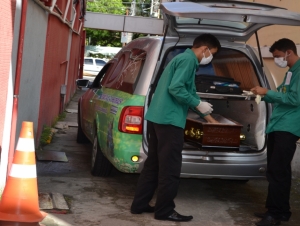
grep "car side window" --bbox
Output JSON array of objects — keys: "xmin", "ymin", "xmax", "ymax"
[
  {"xmin": 95, "ymin": 59, "xmax": 106, "ymax": 66},
  {"xmin": 90, "ymin": 63, "xmax": 114, "ymax": 88},
  {"xmin": 84, "ymin": 59, "xmax": 93, "ymax": 65}
]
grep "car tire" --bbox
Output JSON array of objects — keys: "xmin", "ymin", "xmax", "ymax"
[
  {"xmin": 91, "ymin": 132, "xmax": 113, "ymax": 177},
  {"xmin": 77, "ymin": 104, "xmax": 89, "ymax": 143}
]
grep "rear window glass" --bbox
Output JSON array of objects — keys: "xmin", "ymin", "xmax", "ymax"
[
  {"xmin": 101, "ymin": 49, "xmax": 147, "ymax": 94},
  {"xmin": 101, "ymin": 55, "xmax": 126, "ymax": 88}
]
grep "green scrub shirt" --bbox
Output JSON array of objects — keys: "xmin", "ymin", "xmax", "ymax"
[
  {"xmin": 263, "ymin": 59, "xmax": 300, "ymax": 137},
  {"xmin": 145, "ymin": 49, "xmax": 202, "ymax": 129}
]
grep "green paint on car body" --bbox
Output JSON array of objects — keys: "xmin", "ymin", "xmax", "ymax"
[{"xmin": 94, "ymin": 87, "xmax": 145, "ymax": 173}]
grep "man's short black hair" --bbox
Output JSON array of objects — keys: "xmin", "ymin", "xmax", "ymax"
[
  {"xmin": 193, "ymin": 34, "xmax": 221, "ymax": 51},
  {"xmin": 269, "ymin": 38, "xmax": 297, "ymax": 55}
]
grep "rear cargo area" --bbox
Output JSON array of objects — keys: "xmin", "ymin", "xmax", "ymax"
[{"xmin": 182, "ymin": 48, "xmax": 267, "ymax": 153}]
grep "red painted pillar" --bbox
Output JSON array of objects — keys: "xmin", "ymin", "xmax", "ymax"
[{"xmin": 79, "ymin": 30, "xmax": 86, "ymax": 79}]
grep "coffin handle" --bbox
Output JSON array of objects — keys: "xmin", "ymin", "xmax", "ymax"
[
  {"xmin": 185, "ymin": 128, "xmax": 202, "ymax": 140},
  {"xmin": 240, "ymin": 134, "xmax": 246, "ymax": 141},
  {"xmin": 195, "ymin": 129, "xmax": 203, "ymax": 140},
  {"xmin": 190, "ymin": 128, "xmax": 196, "ymax": 138}
]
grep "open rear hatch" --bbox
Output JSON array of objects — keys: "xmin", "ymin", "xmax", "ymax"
[
  {"xmin": 143, "ymin": 1, "xmax": 300, "ymax": 154},
  {"xmin": 160, "ymin": 1, "xmax": 300, "ymax": 41}
]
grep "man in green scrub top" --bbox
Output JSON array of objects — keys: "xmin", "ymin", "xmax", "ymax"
[
  {"xmin": 251, "ymin": 38, "xmax": 300, "ymax": 226},
  {"xmin": 131, "ymin": 34, "xmax": 221, "ymax": 222}
]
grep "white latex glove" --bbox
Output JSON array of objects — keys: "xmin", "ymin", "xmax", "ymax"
[
  {"xmin": 242, "ymin": 90, "xmax": 261, "ymax": 104},
  {"xmin": 242, "ymin": 90, "xmax": 254, "ymax": 96},
  {"xmin": 196, "ymin": 101, "xmax": 213, "ymax": 115},
  {"xmin": 255, "ymin": 95, "xmax": 262, "ymax": 104}
]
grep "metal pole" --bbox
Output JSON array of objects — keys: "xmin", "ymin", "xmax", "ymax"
[
  {"xmin": 122, "ymin": 8, "xmax": 129, "ymax": 47},
  {"xmin": 130, "ymin": 0, "xmax": 136, "ymax": 16},
  {"xmin": 150, "ymin": 0, "xmax": 154, "ymax": 17}
]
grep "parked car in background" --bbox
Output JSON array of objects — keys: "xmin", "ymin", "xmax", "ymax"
[
  {"xmin": 76, "ymin": 1, "xmax": 300, "ymax": 178},
  {"xmin": 83, "ymin": 57, "xmax": 107, "ymax": 76}
]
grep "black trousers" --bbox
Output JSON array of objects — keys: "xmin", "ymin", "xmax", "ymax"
[
  {"xmin": 265, "ymin": 131, "xmax": 299, "ymax": 218},
  {"xmin": 131, "ymin": 121, "xmax": 184, "ymax": 218}
]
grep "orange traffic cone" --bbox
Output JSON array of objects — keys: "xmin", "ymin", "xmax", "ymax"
[{"xmin": 0, "ymin": 121, "xmax": 46, "ymax": 225}]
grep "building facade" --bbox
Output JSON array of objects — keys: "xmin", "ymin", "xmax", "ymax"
[{"xmin": 0, "ymin": 0, "xmax": 86, "ymax": 191}]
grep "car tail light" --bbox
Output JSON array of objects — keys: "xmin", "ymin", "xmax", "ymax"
[{"xmin": 118, "ymin": 106, "xmax": 144, "ymax": 134}]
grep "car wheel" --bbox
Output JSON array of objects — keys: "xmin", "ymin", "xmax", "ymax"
[
  {"xmin": 91, "ymin": 132, "xmax": 113, "ymax": 177},
  {"xmin": 77, "ymin": 104, "xmax": 89, "ymax": 143}
]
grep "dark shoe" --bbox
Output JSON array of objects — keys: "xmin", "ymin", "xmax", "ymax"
[
  {"xmin": 255, "ymin": 215, "xmax": 281, "ymax": 226},
  {"xmin": 254, "ymin": 212, "xmax": 290, "ymax": 222},
  {"xmin": 155, "ymin": 211, "xmax": 193, "ymax": 222},
  {"xmin": 130, "ymin": 205, "xmax": 155, "ymax": 214}
]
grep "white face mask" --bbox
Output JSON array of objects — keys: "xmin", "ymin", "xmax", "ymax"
[
  {"xmin": 200, "ymin": 49, "xmax": 213, "ymax": 65},
  {"xmin": 274, "ymin": 52, "xmax": 289, "ymax": 68}
]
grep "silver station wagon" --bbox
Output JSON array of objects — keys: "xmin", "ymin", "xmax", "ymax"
[{"xmin": 77, "ymin": 0, "xmax": 300, "ymax": 179}]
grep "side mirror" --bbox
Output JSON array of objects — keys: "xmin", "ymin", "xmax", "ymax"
[{"xmin": 76, "ymin": 79, "xmax": 90, "ymax": 88}]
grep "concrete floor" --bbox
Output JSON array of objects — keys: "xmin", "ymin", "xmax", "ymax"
[{"xmin": 36, "ymin": 89, "xmax": 300, "ymax": 226}]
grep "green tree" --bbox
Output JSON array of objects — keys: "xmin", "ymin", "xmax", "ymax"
[
  {"xmin": 87, "ymin": 0, "xmax": 126, "ymax": 14},
  {"xmin": 85, "ymin": 0, "xmax": 152, "ymax": 47},
  {"xmin": 86, "ymin": 0, "xmax": 126, "ymax": 47}
]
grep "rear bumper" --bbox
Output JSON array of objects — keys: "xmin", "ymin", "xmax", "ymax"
[
  {"xmin": 137, "ymin": 149, "xmax": 267, "ymax": 180},
  {"xmin": 180, "ymin": 156, "xmax": 267, "ymax": 179}
]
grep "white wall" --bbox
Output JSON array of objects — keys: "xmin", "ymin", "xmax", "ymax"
[{"xmin": 16, "ymin": 0, "xmax": 48, "ymax": 143}]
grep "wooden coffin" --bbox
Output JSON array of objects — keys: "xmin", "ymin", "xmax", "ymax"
[{"xmin": 184, "ymin": 113, "xmax": 243, "ymax": 148}]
